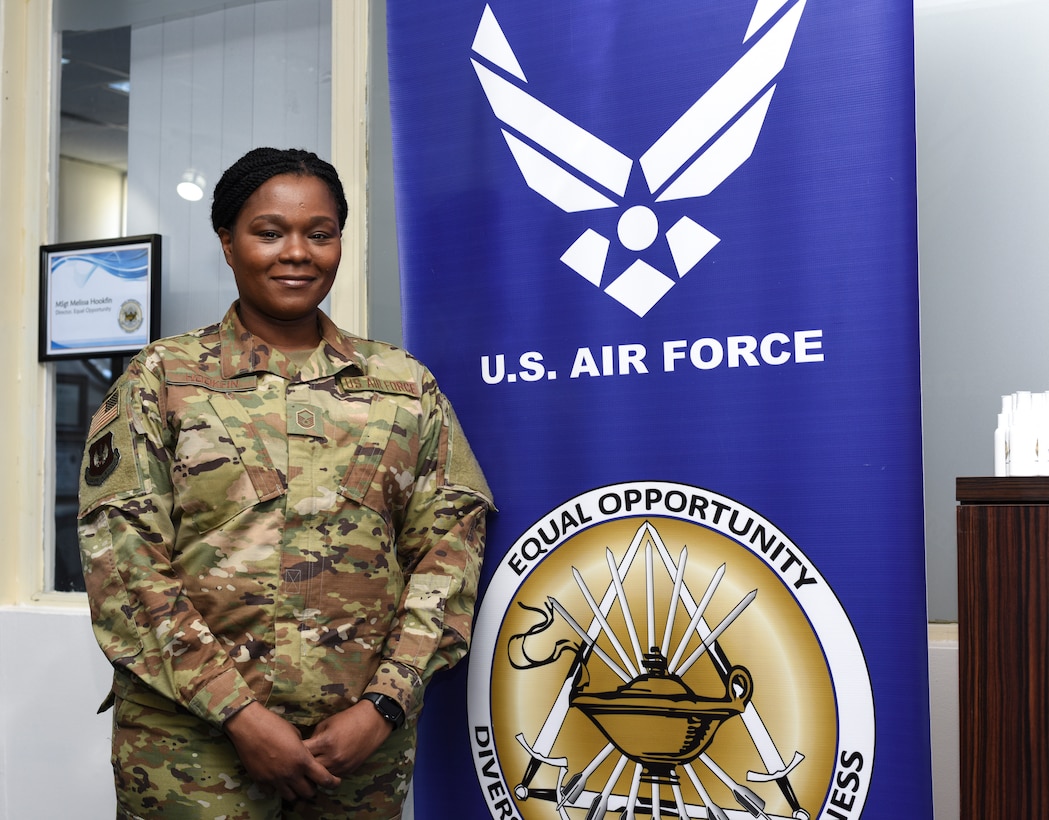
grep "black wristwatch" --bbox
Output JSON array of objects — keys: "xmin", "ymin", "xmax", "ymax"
[{"xmin": 361, "ymin": 692, "xmax": 406, "ymax": 730}]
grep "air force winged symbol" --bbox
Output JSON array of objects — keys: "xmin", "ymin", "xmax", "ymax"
[{"xmin": 471, "ymin": 1, "xmax": 807, "ymax": 317}]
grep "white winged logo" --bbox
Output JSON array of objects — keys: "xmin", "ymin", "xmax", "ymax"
[{"xmin": 471, "ymin": 1, "xmax": 807, "ymax": 317}]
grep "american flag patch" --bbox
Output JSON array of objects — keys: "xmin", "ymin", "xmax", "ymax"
[{"xmin": 88, "ymin": 392, "xmax": 120, "ymax": 438}]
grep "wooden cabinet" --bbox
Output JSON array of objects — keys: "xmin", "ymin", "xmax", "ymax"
[{"xmin": 956, "ymin": 477, "xmax": 1049, "ymax": 819}]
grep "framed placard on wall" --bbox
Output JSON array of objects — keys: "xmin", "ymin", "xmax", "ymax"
[{"xmin": 39, "ymin": 234, "xmax": 162, "ymax": 361}]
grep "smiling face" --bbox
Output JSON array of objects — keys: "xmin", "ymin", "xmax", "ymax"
[{"xmin": 218, "ymin": 172, "xmax": 342, "ymax": 349}]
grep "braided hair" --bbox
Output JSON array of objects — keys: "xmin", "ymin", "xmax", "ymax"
[{"xmin": 210, "ymin": 147, "xmax": 348, "ymax": 234}]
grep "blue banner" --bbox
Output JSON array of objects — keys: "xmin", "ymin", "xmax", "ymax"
[{"xmin": 388, "ymin": 3, "xmax": 931, "ymax": 819}]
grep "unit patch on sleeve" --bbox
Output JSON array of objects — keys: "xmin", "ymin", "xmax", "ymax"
[{"xmin": 84, "ymin": 431, "xmax": 120, "ymax": 486}]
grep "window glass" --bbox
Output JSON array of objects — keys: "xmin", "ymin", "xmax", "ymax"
[
  {"xmin": 51, "ymin": 25, "xmax": 131, "ymax": 592},
  {"xmin": 50, "ymin": 1, "xmax": 332, "ymax": 592},
  {"xmin": 52, "ymin": 358, "xmax": 125, "ymax": 592}
]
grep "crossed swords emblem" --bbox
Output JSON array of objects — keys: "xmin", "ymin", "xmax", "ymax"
[
  {"xmin": 509, "ymin": 521, "xmax": 809, "ymax": 820},
  {"xmin": 472, "ymin": 0, "xmax": 807, "ymax": 317}
]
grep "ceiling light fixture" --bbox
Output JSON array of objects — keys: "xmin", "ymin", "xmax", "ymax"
[{"xmin": 177, "ymin": 169, "xmax": 206, "ymax": 202}]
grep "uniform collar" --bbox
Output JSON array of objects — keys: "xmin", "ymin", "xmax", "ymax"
[{"xmin": 219, "ymin": 302, "xmax": 366, "ymax": 380}]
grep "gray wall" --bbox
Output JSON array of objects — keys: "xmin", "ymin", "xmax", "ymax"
[
  {"xmin": 367, "ymin": 0, "xmax": 402, "ymax": 348},
  {"xmin": 915, "ymin": 0, "xmax": 1049, "ymax": 621}
]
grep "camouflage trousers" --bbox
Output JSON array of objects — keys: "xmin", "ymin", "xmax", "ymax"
[{"xmin": 110, "ymin": 690, "xmax": 415, "ymax": 819}]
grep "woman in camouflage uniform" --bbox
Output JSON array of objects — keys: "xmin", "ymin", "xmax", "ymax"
[{"xmin": 78, "ymin": 148, "xmax": 493, "ymax": 819}]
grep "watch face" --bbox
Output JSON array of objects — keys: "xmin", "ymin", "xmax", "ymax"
[{"xmin": 367, "ymin": 694, "xmax": 405, "ymax": 727}]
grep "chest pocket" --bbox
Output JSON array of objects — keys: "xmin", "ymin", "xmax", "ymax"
[
  {"xmin": 337, "ymin": 393, "xmax": 418, "ymax": 516},
  {"xmin": 172, "ymin": 383, "xmax": 285, "ymax": 535}
]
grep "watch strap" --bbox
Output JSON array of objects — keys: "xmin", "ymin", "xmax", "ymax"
[{"xmin": 361, "ymin": 692, "xmax": 406, "ymax": 729}]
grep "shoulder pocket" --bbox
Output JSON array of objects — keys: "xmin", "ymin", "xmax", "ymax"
[
  {"xmin": 78, "ymin": 398, "xmax": 146, "ymax": 519},
  {"xmin": 338, "ymin": 395, "xmax": 400, "ymax": 506}
]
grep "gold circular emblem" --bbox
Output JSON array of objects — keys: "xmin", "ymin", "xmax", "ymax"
[
  {"xmin": 469, "ymin": 483, "xmax": 873, "ymax": 820},
  {"xmin": 118, "ymin": 299, "xmax": 143, "ymax": 333}
]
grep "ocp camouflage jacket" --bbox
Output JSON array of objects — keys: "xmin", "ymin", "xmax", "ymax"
[{"xmin": 78, "ymin": 304, "xmax": 492, "ymax": 729}]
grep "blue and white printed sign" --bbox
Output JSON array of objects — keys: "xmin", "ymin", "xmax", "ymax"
[
  {"xmin": 388, "ymin": 2, "xmax": 931, "ymax": 818},
  {"xmin": 41, "ymin": 236, "xmax": 160, "ymax": 359}
]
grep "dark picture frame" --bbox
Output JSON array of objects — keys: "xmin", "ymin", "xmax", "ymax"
[{"xmin": 39, "ymin": 234, "xmax": 162, "ymax": 361}]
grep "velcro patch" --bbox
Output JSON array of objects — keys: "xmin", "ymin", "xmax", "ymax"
[{"xmin": 84, "ymin": 431, "xmax": 120, "ymax": 486}]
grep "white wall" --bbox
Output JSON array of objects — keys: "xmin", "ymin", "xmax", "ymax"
[
  {"xmin": 57, "ymin": 157, "xmax": 125, "ymax": 243},
  {"xmin": 0, "ymin": 608, "xmax": 115, "ymax": 818},
  {"xmin": 928, "ymin": 624, "xmax": 960, "ymax": 819}
]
